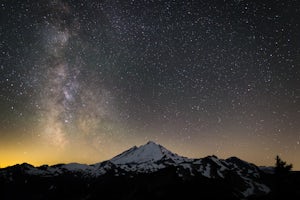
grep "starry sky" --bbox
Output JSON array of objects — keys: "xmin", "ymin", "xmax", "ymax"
[{"xmin": 1, "ymin": 0, "xmax": 299, "ymax": 169}]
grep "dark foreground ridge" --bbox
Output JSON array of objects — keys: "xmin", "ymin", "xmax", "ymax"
[{"xmin": 0, "ymin": 141, "xmax": 299, "ymax": 200}]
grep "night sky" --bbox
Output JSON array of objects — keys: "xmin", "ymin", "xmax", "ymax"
[{"xmin": 1, "ymin": 0, "xmax": 299, "ymax": 169}]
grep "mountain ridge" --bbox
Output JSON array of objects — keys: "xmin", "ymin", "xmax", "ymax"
[{"xmin": 0, "ymin": 141, "xmax": 278, "ymax": 199}]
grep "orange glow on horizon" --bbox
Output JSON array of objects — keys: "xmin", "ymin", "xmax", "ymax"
[{"xmin": 1, "ymin": 135, "xmax": 299, "ymax": 170}]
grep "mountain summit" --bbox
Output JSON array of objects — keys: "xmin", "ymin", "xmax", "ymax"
[
  {"xmin": 0, "ymin": 141, "xmax": 274, "ymax": 199},
  {"xmin": 110, "ymin": 141, "xmax": 187, "ymax": 164}
]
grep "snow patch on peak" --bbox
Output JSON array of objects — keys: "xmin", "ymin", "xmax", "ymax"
[
  {"xmin": 110, "ymin": 141, "xmax": 186, "ymax": 165},
  {"xmin": 111, "ymin": 141, "xmax": 164, "ymax": 164}
]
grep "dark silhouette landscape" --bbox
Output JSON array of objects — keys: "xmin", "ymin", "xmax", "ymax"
[{"xmin": 1, "ymin": 142, "xmax": 299, "ymax": 200}]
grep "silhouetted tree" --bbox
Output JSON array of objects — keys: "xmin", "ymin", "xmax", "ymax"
[
  {"xmin": 273, "ymin": 155, "xmax": 293, "ymax": 200},
  {"xmin": 274, "ymin": 155, "xmax": 292, "ymax": 175}
]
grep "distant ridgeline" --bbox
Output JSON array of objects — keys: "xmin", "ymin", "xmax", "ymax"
[{"xmin": 0, "ymin": 141, "xmax": 299, "ymax": 200}]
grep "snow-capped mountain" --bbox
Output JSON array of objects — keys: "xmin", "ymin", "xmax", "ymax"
[
  {"xmin": 0, "ymin": 141, "xmax": 273, "ymax": 199},
  {"xmin": 110, "ymin": 141, "xmax": 189, "ymax": 164}
]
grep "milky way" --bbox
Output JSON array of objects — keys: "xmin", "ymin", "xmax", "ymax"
[
  {"xmin": 1, "ymin": 0, "xmax": 299, "ymax": 168},
  {"xmin": 34, "ymin": 2, "xmax": 114, "ymax": 149}
]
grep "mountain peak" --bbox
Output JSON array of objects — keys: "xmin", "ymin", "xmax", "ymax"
[
  {"xmin": 146, "ymin": 140, "xmax": 158, "ymax": 145},
  {"xmin": 110, "ymin": 141, "xmax": 186, "ymax": 164}
]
